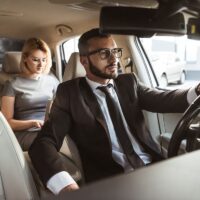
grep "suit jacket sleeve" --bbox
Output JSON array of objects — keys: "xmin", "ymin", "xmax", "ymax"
[
  {"xmin": 132, "ymin": 74, "xmax": 189, "ymax": 113},
  {"xmin": 29, "ymin": 83, "xmax": 72, "ymax": 185}
]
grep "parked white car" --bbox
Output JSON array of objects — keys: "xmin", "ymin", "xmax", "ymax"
[{"xmin": 150, "ymin": 52, "xmax": 186, "ymax": 87}]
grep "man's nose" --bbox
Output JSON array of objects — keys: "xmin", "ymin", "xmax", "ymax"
[{"xmin": 109, "ymin": 51, "xmax": 117, "ymax": 61}]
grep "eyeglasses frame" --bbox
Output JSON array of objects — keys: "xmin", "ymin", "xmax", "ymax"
[{"xmin": 85, "ymin": 48, "xmax": 123, "ymax": 60}]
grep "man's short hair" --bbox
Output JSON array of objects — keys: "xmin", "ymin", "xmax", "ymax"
[{"xmin": 78, "ymin": 28, "xmax": 111, "ymax": 56}]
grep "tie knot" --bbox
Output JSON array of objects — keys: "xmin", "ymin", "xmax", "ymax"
[{"xmin": 98, "ymin": 84, "xmax": 112, "ymax": 94}]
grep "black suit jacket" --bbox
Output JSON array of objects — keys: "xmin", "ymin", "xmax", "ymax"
[{"xmin": 29, "ymin": 73, "xmax": 189, "ymax": 185}]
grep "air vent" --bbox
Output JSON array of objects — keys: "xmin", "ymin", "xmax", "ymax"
[{"xmin": 49, "ymin": 0, "xmax": 159, "ymax": 11}]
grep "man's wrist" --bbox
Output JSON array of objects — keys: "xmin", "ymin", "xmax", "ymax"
[
  {"xmin": 60, "ymin": 183, "xmax": 79, "ymax": 193},
  {"xmin": 47, "ymin": 171, "xmax": 76, "ymax": 195},
  {"xmin": 195, "ymin": 83, "xmax": 200, "ymax": 95}
]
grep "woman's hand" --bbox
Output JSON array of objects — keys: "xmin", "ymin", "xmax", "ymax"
[{"xmin": 31, "ymin": 120, "xmax": 44, "ymax": 128}]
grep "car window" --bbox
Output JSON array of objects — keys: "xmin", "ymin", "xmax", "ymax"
[
  {"xmin": 63, "ymin": 36, "xmax": 79, "ymax": 62},
  {"xmin": 140, "ymin": 35, "xmax": 200, "ymax": 89},
  {"xmin": 0, "ymin": 38, "xmax": 24, "ymax": 70}
]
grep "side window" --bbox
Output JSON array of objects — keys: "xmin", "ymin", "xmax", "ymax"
[
  {"xmin": 0, "ymin": 38, "xmax": 24, "ymax": 70},
  {"xmin": 62, "ymin": 36, "xmax": 79, "ymax": 62},
  {"xmin": 140, "ymin": 35, "xmax": 200, "ymax": 89}
]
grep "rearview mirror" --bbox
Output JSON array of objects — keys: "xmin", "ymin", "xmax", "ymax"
[
  {"xmin": 187, "ymin": 18, "xmax": 200, "ymax": 40},
  {"xmin": 100, "ymin": 7, "xmax": 186, "ymax": 37}
]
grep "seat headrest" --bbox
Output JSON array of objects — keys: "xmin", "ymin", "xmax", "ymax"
[
  {"xmin": 2, "ymin": 52, "xmax": 22, "ymax": 74},
  {"xmin": 63, "ymin": 52, "xmax": 86, "ymax": 82}
]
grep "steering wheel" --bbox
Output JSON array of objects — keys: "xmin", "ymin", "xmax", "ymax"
[{"xmin": 168, "ymin": 95, "xmax": 200, "ymax": 158}]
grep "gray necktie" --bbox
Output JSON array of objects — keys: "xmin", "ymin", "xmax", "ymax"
[{"xmin": 98, "ymin": 84, "xmax": 144, "ymax": 168}]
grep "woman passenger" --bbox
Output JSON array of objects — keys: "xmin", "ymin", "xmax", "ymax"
[{"xmin": 1, "ymin": 38, "xmax": 59, "ymax": 151}]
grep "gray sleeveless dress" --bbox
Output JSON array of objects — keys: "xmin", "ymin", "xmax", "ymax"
[{"xmin": 2, "ymin": 74, "xmax": 59, "ymax": 150}]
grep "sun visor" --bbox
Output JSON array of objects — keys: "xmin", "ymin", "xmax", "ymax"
[{"xmin": 100, "ymin": 7, "xmax": 186, "ymax": 37}]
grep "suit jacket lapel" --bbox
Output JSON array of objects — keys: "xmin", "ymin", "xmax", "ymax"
[{"xmin": 79, "ymin": 78, "xmax": 108, "ymax": 133}]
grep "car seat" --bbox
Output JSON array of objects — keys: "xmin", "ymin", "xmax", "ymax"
[
  {"xmin": 63, "ymin": 52, "xmax": 86, "ymax": 82},
  {"xmin": 0, "ymin": 111, "xmax": 39, "ymax": 200},
  {"xmin": 0, "ymin": 51, "xmax": 21, "ymax": 107}
]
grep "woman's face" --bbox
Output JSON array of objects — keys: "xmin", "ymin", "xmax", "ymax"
[{"xmin": 24, "ymin": 49, "xmax": 47, "ymax": 75}]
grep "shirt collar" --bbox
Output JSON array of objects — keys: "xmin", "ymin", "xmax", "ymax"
[{"xmin": 85, "ymin": 77, "xmax": 114, "ymax": 92}]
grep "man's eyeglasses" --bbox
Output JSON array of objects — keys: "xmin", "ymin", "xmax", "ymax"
[{"xmin": 86, "ymin": 48, "xmax": 123, "ymax": 60}]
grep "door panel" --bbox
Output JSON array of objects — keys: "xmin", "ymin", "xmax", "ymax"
[{"xmin": 132, "ymin": 35, "xmax": 200, "ymax": 156}]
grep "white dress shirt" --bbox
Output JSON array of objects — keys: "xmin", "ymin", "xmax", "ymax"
[{"xmin": 47, "ymin": 79, "xmax": 198, "ymax": 194}]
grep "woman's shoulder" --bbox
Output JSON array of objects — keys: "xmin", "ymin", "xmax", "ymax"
[
  {"xmin": 10, "ymin": 75, "xmax": 31, "ymax": 85},
  {"xmin": 6, "ymin": 76, "xmax": 39, "ymax": 89},
  {"xmin": 5, "ymin": 76, "xmax": 19, "ymax": 86},
  {"xmin": 2, "ymin": 76, "xmax": 19, "ymax": 96}
]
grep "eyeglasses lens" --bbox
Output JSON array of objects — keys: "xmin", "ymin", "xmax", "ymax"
[{"xmin": 99, "ymin": 48, "xmax": 122, "ymax": 59}]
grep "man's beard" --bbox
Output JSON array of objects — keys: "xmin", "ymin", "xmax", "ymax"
[{"xmin": 88, "ymin": 58, "xmax": 118, "ymax": 79}]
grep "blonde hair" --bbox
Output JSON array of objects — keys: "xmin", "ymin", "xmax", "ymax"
[{"xmin": 20, "ymin": 38, "xmax": 52, "ymax": 74}]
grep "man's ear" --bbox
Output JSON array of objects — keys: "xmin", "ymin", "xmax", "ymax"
[{"xmin": 80, "ymin": 56, "xmax": 88, "ymax": 67}]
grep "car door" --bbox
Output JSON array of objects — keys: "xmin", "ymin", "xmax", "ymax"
[{"xmin": 130, "ymin": 35, "xmax": 200, "ymax": 157}]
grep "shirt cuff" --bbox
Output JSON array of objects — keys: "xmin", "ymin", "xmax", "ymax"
[
  {"xmin": 187, "ymin": 85, "xmax": 198, "ymax": 104},
  {"xmin": 47, "ymin": 171, "xmax": 76, "ymax": 195}
]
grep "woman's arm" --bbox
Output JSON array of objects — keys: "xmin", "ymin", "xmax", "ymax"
[{"xmin": 1, "ymin": 96, "xmax": 43, "ymax": 131}]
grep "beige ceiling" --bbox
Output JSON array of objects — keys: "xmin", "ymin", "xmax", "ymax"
[
  {"xmin": 0, "ymin": 0, "xmax": 98, "ymax": 42},
  {"xmin": 0, "ymin": 0, "xmax": 158, "ymax": 43}
]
